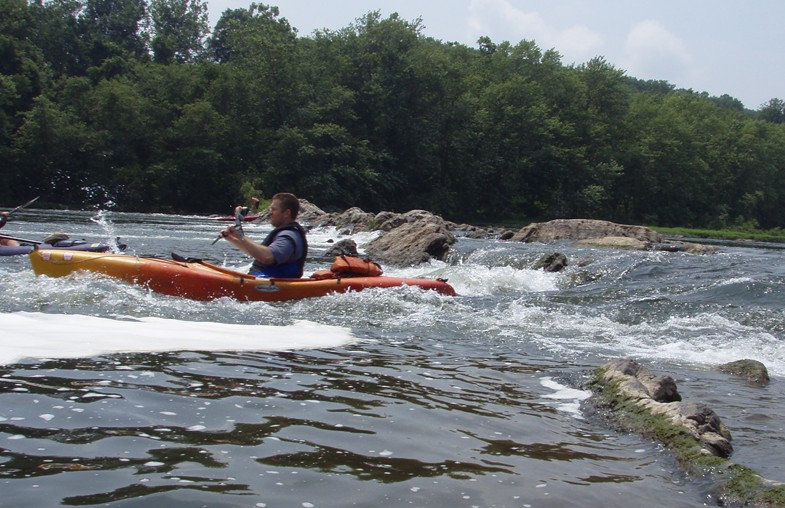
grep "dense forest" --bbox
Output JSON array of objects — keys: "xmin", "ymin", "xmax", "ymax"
[{"xmin": 2, "ymin": 0, "xmax": 785, "ymax": 228}]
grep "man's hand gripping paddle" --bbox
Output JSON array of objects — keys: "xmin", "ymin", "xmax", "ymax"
[{"xmin": 212, "ymin": 209, "xmax": 245, "ymax": 245}]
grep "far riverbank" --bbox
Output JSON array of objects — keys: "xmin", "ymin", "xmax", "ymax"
[{"xmin": 653, "ymin": 225, "xmax": 785, "ymax": 244}]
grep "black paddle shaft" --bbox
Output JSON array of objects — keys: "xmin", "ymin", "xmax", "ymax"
[
  {"xmin": 8, "ymin": 196, "xmax": 40, "ymax": 217},
  {"xmin": 0, "ymin": 233, "xmax": 42, "ymax": 245}
]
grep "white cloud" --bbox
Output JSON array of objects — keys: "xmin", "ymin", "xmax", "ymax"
[
  {"xmin": 468, "ymin": 0, "xmax": 602, "ymax": 62},
  {"xmin": 467, "ymin": 0, "xmax": 546, "ymax": 41},
  {"xmin": 623, "ymin": 20, "xmax": 696, "ymax": 83},
  {"xmin": 557, "ymin": 25, "xmax": 604, "ymax": 63}
]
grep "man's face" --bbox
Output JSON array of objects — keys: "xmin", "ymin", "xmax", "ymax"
[{"xmin": 268, "ymin": 199, "xmax": 287, "ymax": 227}]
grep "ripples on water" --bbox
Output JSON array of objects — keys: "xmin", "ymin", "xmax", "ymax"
[{"xmin": 1, "ymin": 210, "xmax": 784, "ymax": 506}]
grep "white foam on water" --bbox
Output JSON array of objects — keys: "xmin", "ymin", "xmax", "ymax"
[
  {"xmin": 499, "ymin": 301, "xmax": 785, "ymax": 377},
  {"xmin": 438, "ymin": 264, "xmax": 559, "ymax": 297},
  {"xmin": 0, "ymin": 311, "xmax": 355, "ymax": 365},
  {"xmin": 622, "ymin": 317, "xmax": 785, "ymax": 376},
  {"xmin": 540, "ymin": 376, "xmax": 592, "ymax": 419}
]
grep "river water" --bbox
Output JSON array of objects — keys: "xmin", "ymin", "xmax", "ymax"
[{"xmin": 1, "ymin": 209, "xmax": 784, "ymax": 507}]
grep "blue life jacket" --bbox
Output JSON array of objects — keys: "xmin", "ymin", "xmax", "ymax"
[{"xmin": 250, "ymin": 222, "xmax": 308, "ymax": 278}]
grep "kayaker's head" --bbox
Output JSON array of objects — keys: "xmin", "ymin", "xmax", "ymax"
[{"xmin": 269, "ymin": 193, "xmax": 300, "ymax": 227}]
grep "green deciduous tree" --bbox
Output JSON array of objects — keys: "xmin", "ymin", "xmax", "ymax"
[
  {"xmin": 758, "ymin": 98, "xmax": 785, "ymax": 124},
  {"xmin": 11, "ymin": 95, "xmax": 97, "ymax": 202},
  {"xmin": 149, "ymin": 0, "xmax": 209, "ymax": 64},
  {"xmin": 2, "ymin": 4, "xmax": 785, "ymax": 230},
  {"xmin": 80, "ymin": 0, "xmax": 148, "ymax": 64},
  {"xmin": 0, "ymin": 0, "xmax": 46, "ymax": 120},
  {"xmin": 28, "ymin": 0, "xmax": 87, "ymax": 77}
]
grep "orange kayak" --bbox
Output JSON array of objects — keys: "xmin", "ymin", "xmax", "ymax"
[{"xmin": 28, "ymin": 250, "xmax": 456, "ymax": 302}]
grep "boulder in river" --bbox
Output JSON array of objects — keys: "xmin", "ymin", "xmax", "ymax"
[
  {"xmin": 364, "ymin": 219, "xmax": 456, "ymax": 266},
  {"xmin": 323, "ymin": 239, "xmax": 359, "ymax": 258},
  {"xmin": 511, "ymin": 219, "xmax": 662, "ymax": 244},
  {"xmin": 532, "ymin": 252, "xmax": 568, "ymax": 272},
  {"xmin": 718, "ymin": 359, "xmax": 770, "ymax": 385},
  {"xmin": 332, "ymin": 207, "xmax": 377, "ymax": 232}
]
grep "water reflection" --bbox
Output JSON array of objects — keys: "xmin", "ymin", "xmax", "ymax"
[{"xmin": 258, "ymin": 445, "xmax": 513, "ymax": 482}]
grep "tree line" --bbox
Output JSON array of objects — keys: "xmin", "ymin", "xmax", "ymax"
[{"xmin": 2, "ymin": 0, "xmax": 785, "ymax": 229}]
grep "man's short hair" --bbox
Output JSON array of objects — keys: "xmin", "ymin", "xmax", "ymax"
[{"xmin": 272, "ymin": 193, "xmax": 300, "ymax": 219}]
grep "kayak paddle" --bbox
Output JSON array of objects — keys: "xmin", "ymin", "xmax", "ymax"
[
  {"xmin": 7, "ymin": 196, "xmax": 40, "ymax": 217},
  {"xmin": 0, "ymin": 233, "xmax": 42, "ymax": 245},
  {"xmin": 211, "ymin": 209, "xmax": 245, "ymax": 245}
]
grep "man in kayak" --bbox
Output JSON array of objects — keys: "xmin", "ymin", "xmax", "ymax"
[
  {"xmin": 0, "ymin": 211, "xmax": 20, "ymax": 246},
  {"xmin": 221, "ymin": 192, "xmax": 308, "ymax": 278}
]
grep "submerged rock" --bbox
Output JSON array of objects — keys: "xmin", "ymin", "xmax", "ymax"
[
  {"xmin": 323, "ymin": 239, "xmax": 359, "ymax": 258},
  {"xmin": 532, "ymin": 252, "xmax": 568, "ymax": 272},
  {"xmin": 656, "ymin": 240, "xmax": 718, "ymax": 254},
  {"xmin": 718, "ymin": 359, "xmax": 770, "ymax": 385},
  {"xmin": 575, "ymin": 236, "xmax": 651, "ymax": 250}
]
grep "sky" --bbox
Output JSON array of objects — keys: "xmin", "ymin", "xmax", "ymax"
[{"xmin": 205, "ymin": 0, "xmax": 784, "ymax": 110}]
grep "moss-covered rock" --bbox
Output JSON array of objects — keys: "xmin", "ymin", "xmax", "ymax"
[
  {"xmin": 718, "ymin": 359, "xmax": 770, "ymax": 385},
  {"xmin": 588, "ymin": 359, "xmax": 785, "ymax": 506}
]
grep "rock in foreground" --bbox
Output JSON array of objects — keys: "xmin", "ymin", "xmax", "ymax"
[{"xmin": 589, "ymin": 358, "xmax": 784, "ymax": 507}]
